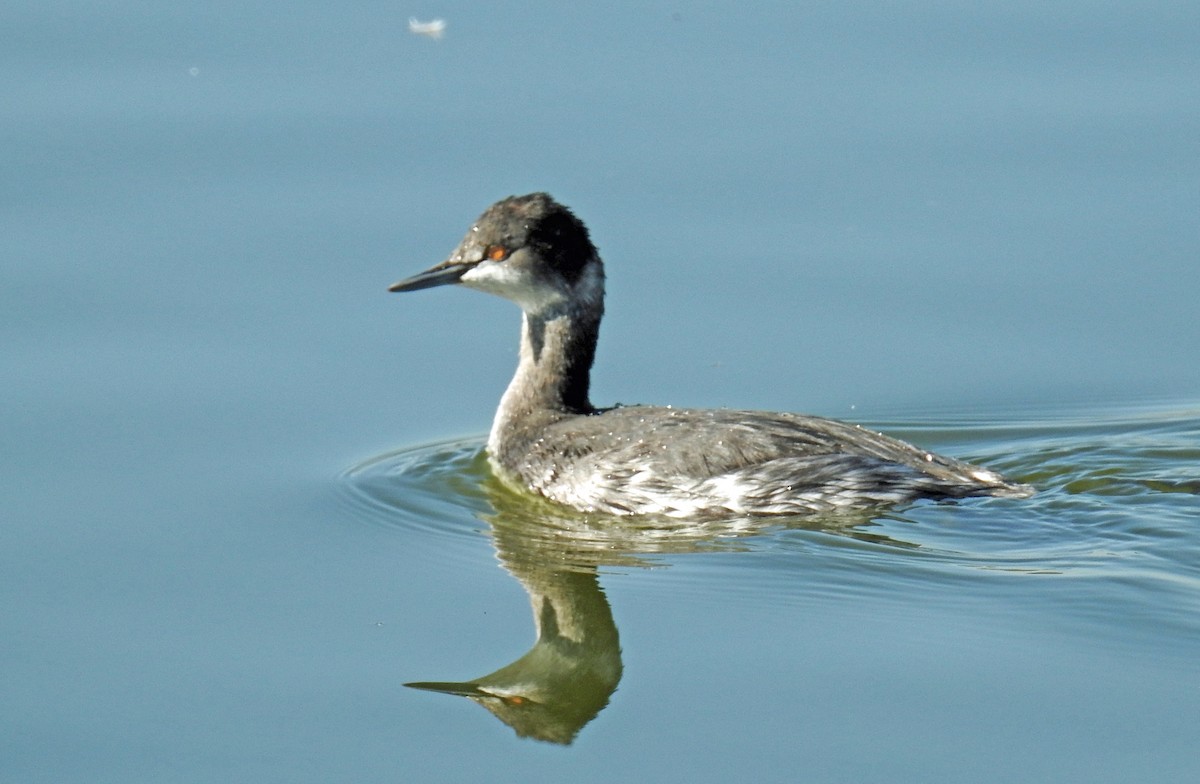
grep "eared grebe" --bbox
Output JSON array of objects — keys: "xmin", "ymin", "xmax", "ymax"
[{"xmin": 389, "ymin": 193, "xmax": 1033, "ymax": 517}]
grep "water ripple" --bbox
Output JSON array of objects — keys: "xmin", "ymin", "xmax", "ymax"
[{"xmin": 337, "ymin": 402, "xmax": 1200, "ymax": 647}]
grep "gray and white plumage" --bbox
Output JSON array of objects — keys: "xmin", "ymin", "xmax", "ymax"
[{"xmin": 389, "ymin": 193, "xmax": 1033, "ymax": 517}]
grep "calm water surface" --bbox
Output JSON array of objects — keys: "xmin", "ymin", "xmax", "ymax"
[
  {"xmin": 339, "ymin": 403, "xmax": 1200, "ymax": 756},
  {"xmin": 340, "ymin": 401, "xmax": 1200, "ymax": 725},
  {"xmin": 3, "ymin": 1, "xmax": 1199, "ymax": 782}
]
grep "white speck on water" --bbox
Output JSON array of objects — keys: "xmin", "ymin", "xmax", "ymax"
[{"xmin": 409, "ymin": 17, "xmax": 446, "ymax": 39}]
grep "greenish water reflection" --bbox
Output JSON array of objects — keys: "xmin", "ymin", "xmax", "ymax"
[
  {"xmin": 404, "ymin": 530, "xmax": 621, "ymax": 745},
  {"xmin": 355, "ymin": 445, "xmax": 922, "ymax": 744},
  {"xmin": 343, "ymin": 402, "xmax": 1200, "ymax": 753}
]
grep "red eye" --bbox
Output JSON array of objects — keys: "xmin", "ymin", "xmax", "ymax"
[{"xmin": 486, "ymin": 245, "xmax": 508, "ymax": 261}]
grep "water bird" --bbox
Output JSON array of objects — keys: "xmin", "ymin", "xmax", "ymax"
[{"xmin": 389, "ymin": 193, "xmax": 1033, "ymax": 517}]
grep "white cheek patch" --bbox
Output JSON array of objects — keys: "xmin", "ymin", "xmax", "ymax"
[
  {"xmin": 461, "ymin": 261, "xmax": 567, "ymax": 314},
  {"xmin": 459, "ymin": 259, "xmax": 512, "ymax": 288}
]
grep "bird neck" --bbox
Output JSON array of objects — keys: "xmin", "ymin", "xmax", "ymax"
[{"xmin": 488, "ymin": 301, "xmax": 602, "ymax": 455}]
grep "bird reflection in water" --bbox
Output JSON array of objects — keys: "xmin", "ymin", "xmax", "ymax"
[
  {"xmin": 406, "ymin": 562, "xmax": 619, "ymax": 745},
  {"xmin": 402, "ymin": 469, "xmax": 896, "ymax": 745}
]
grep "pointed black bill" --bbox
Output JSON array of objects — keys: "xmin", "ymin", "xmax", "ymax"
[
  {"xmin": 388, "ymin": 262, "xmax": 473, "ymax": 293},
  {"xmin": 404, "ymin": 680, "xmax": 487, "ymax": 697}
]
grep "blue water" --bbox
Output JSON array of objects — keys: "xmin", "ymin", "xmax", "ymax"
[
  {"xmin": 3, "ymin": 2, "xmax": 1198, "ymax": 782},
  {"xmin": 335, "ymin": 401, "xmax": 1200, "ymax": 779}
]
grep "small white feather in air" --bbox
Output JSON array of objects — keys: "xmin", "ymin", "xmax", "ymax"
[{"xmin": 408, "ymin": 17, "xmax": 446, "ymax": 39}]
